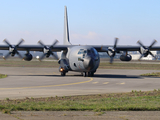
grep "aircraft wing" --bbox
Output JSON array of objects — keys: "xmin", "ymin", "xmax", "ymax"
[
  {"xmin": 92, "ymin": 45, "xmax": 160, "ymax": 52},
  {"xmin": 1, "ymin": 44, "xmax": 160, "ymax": 52},
  {"xmin": 0, "ymin": 45, "xmax": 69, "ymax": 52}
]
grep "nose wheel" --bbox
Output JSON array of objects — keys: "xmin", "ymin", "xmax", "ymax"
[{"xmin": 61, "ymin": 72, "xmax": 66, "ymax": 76}]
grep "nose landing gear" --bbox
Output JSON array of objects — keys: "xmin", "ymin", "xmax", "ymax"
[{"xmin": 61, "ymin": 72, "xmax": 66, "ymax": 76}]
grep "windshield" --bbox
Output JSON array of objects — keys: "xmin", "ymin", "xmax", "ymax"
[
  {"xmin": 78, "ymin": 49, "xmax": 84, "ymax": 54},
  {"xmin": 91, "ymin": 48, "xmax": 98, "ymax": 56}
]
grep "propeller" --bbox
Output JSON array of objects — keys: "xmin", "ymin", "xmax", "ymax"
[
  {"xmin": 107, "ymin": 38, "xmax": 118, "ymax": 64},
  {"xmin": 38, "ymin": 39, "xmax": 59, "ymax": 61},
  {"xmin": 3, "ymin": 39, "xmax": 24, "ymax": 60},
  {"xmin": 137, "ymin": 40, "xmax": 157, "ymax": 60}
]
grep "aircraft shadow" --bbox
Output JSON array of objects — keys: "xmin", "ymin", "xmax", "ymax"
[
  {"xmin": 8, "ymin": 74, "xmax": 154, "ymax": 79},
  {"xmin": 93, "ymin": 74, "xmax": 142, "ymax": 79}
]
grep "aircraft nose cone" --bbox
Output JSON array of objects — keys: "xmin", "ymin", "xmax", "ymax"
[{"xmin": 83, "ymin": 57, "xmax": 94, "ymax": 70}]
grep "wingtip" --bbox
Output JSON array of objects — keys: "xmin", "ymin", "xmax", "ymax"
[
  {"xmin": 55, "ymin": 39, "xmax": 59, "ymax": 42},
  {"xmin": 38, "ymin": 58, "xmax": 42, "ymax": 62},
  {"xmin": 21, "ymin": 38, "xmax": 25, "ymax": 42},
  {"xmin": 101, "ymin": 46, "xmax": 103, "ymax": 50},
  {"xmin": 3, "ymin": 56, "xmax": 6, "ymax": 60},
  {"xmin": 3, "ymin": 39, "xmax": 6, "ymax": 42}
]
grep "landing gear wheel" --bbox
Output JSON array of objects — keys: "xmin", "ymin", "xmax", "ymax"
[
  {"xmin": 88, "ymin": 72, "xmax": 94, "ymax": 77},
  {"xmin": 81, "ymin": 72, "xmax": 83, "ymax": 76},
  {"xmin": 61, "ymin": 72, "xmax": 66, "ymax": 76},
  {"xmin": 88, "ymin": 72, "xmax": 91, "ymax": 77},
  {"xmin": 83, "ymin": 72, "xmax": 87, "ymax": 77},
  {"xmin": 91, "ymin": 72, "xmax": 94, "ymax": 77}
]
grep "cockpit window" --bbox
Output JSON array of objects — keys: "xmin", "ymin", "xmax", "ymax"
[
  {"xmin": 87, "ymin": 50, "xmax": 91, "ymax": 54},
  {"xmin": 91, "ymin": 48, "xmax": 98, "ymax": 56},
  {"xmin": 78, "ymin": 49, "xmax": 84, "ymax": 54}
]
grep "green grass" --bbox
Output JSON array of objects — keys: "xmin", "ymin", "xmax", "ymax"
[
  {"xmin": 0, "ymin": 59, "xmax": 160, "ymax": 70},
  {"xmin": 141, "ymin": 72, "xmax": 160, "ymax": 77},
  {"xmin": 0, "ymin": 59, "xmax": 59, "ymax": 68},
  {"xmin": 0, "ymin": 74, "xmax": 7, "ymax": 79},
  {"xmin": 1, "ymin": 90, "xmax": 160, "ymax": 112},
  {"xmin": 99, "ymin": 62, "xmax": 160, "ymax": 70}
]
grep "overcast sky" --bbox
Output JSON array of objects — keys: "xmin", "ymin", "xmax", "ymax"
[{"xmin": 0, "ymin": 0, "xmax": 160, "ymax": 46}]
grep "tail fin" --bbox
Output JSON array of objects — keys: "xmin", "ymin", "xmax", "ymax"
[{"xmin": 63, "ymin": 6, "xmax": 71, "ymax": 45}]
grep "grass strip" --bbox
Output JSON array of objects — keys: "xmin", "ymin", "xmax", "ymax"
[
  {"xmin": 0, "ymin": 59, "xmax": 160, "ymax": 70},
  {"xmin": 141, "ymin": 72, "xmax": 160, "ymax": 77},
  {"xmin": 0, "ymin": 74, "xmax": 7, "ymax": 79},
  {"xmin": 1, "ymin": 90, "xmax": 160, "ymax": 113}
]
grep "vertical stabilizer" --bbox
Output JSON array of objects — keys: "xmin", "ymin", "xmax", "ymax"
[{"xmin": 64, "ymin": 6, "xmax": 71, "ymax": 45}]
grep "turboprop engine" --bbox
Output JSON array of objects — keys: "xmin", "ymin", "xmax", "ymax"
[
  {"xmin": 23, "ymin": 53, "xmax": 33, "ymax": 61},
  {"xmin": 120, "ymin": 54, "xmax": 132, "ymax": 61}
]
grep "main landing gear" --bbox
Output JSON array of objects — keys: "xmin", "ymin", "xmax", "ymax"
[{"xmin": 82, "ymin": 72, "xmax": 94, "ymax": 77}]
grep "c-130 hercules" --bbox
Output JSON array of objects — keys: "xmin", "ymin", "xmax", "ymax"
[{"xmin": 0, "ymin": 6, "xmax": 160, "ymax": 77}]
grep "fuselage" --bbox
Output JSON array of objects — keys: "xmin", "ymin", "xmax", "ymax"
[{"xmin": 66, "ymin": 46, "xmax": 100, "ymax": 72}]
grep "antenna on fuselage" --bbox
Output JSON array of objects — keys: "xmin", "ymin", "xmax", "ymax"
[{"xmin": 63, "ymin": 6, "xmax": 71, "ymax": 45}]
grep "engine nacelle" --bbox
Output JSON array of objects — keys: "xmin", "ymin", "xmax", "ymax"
[
  {"xmin": 23, "ymin": 53, "xmax": 33, "ymax": 61},
  {"xmin": 120, "ymin": 54, "xmax": 132, "ymax": 61}
]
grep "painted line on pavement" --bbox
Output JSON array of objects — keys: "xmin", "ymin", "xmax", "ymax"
[
  {"xmin": 92, "ymin": 82, "xmax": 98, "ymax": 84},
  {"xmin": 0, "ymin": 77, "xmax": 93, "ymax": 90},
  {"xmin": 116, "ymin": 82, "xmax": 125, "ymax": 85},
  {"xmin": 103, "ymin": 82, "xmax": 109, "ymax": 84}
]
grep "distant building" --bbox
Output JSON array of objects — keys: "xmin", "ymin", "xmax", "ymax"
[{"xmin": 131, "ymin": 51, "xmax": 157, "ymax": 60}]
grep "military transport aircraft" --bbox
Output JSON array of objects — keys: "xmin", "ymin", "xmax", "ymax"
[{"xmin": 0, "ymin": 6, "xmax": 160, "ymax": 77}]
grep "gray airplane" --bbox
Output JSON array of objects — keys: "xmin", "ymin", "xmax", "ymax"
[{"xmin": 0, "ymin": 6, "xmax": 160, "ymax": 77}]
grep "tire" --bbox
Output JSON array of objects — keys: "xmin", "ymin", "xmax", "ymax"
[
  {"xmin": 61, "ymin": 72, "xmax": 66, "ymax": 76},
  {"xmin": 83, "ymin": 72, "xmax": 86, "ymax": 77},
  {"xmin": 91, "ymin": 72, "xmax": 94, "ymax": 77},
  {"xmin": 88, "ymin": 72, "xmax": 91, "ymax": 77}
]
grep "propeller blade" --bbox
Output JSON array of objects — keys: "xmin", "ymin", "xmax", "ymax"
[
  {"xmin": 137, "ymin": 40, "xmax": 146, "ymax": 49},
  {"xmin": 110, "ymin": 56, "xmax": 114, "ymax": 64},
  {"xmin": 50, "ymin": 39, "xmax": 59, "ymax": 49},
  {"xmin": 16, "ymin": 39, "xmax": 24, "ymax": 47},
  {"xmin": 3, "ymin": 39, "xmax": 11, "ymax": 47},
  {"xmin": 37, "ymin": 40, "xmax": 59, "ymax": 60},
  {"xmin": 3, "ymin": 52, "xmax": 11, "ymax": 60},
  {"xmin": 16, "ymin": 51, "xmax": 23, "ymax": 59},
  {"xmin": 148, "ymin": 51, "xmax": 157, "ymax": 60},
  {"xmin": 149, "ymin": 40, "xmax": 157, "ymax": 49},
  {"xmin": 51, "ymin": 52, "xmax": 59, "ymax": 60},
  {"xmin": 38, "ymin": 40, "xmax": 45, "ymax": 47},
  {"xmin": 138, "ymin": 54, "xmax": 144, "ymax": 61},
  {"xmin": 114, "ymin": 38, "xmax": 118, "ymax": 48},
  {"xmin": 38, "ymin": 53, "xmax": 46, "ymax": 61}
]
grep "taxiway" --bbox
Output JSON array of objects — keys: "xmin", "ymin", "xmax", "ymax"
[{"xmin": 0, "ymin": 67, "xmax": 160, "ymax": 99}]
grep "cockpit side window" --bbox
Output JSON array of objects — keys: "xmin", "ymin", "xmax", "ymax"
[
  {"xmin": 91, "ymin": 48, "xmax": 98, "ymax": 56},
  {"xmin": 87, "ymin": 50, "xmax": 91, "ymax": 54},
  {"xmin": 78, "ymin": 49, "xmax": 84, "ymax": 54}
]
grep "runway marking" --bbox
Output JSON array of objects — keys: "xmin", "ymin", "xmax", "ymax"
[
  {"xmin": 92, "ymin": 82, "xmax": 98, "ymax": 84},
  {"xmin": 116, "ymin": 82, "xmax": 125, "ymax": 85},
  {"xmin": 53, "ymin": 72, "xmax": 59, "ymax": 75},
  {"xmin": 103, "ymin": 82, "xmax": 109, "ymax": 84},
  {"xmin": 0, "ymin": 77, "xmax": 93, "ymax": 90}
]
